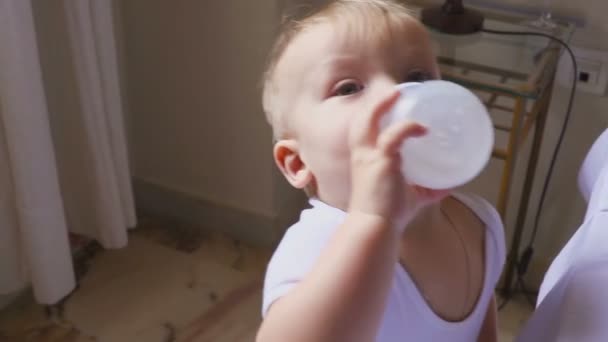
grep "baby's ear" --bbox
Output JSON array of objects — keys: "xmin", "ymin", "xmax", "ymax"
[{"xmin": 273, "ymin": 139, "xmax": 312, "ymax": 189}]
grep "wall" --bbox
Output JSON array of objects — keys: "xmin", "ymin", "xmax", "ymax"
[
  {"xmin": 0, "ymin": 294, "xmax": 19, "ymax": 311},
  {"xmin": 121, "ymin": 0, "xmax": 307, "ymax": 241}
]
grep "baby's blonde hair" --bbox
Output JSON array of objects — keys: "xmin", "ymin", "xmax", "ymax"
[{"xmin": 261, "ymin": 0, "xmax": 416, "ymax": 139}]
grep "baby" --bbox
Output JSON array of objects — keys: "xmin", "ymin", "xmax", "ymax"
[{"xmin": 257, "ymin": 1, "xmax": 505, "ymax": 341}]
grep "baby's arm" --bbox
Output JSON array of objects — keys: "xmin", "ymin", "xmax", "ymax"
[
  {"xmin": 257, "ymin": 212, "xmax": 400, "ymax": 342},
  {"xmin": 257, "ymin": 91, "xmax": 446, "ymax": 342}
]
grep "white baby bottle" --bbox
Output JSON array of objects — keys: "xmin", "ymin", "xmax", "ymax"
[{"xmin": 382, "ymin": 80, "xmax": 494, "ymax": 189}]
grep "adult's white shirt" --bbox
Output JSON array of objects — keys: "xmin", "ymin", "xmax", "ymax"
[{"xmin": 517, "ymin": 129, "xmax": 608, "ymax": 342}]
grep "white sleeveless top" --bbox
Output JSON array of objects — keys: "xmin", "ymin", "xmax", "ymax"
[
  {"xmin": 262, "ymin": 192, "xmax": 506, "ymax": 342},
  {"xmin": 517, "ymin": 129, "xmax": 608, "ymax": 342}
]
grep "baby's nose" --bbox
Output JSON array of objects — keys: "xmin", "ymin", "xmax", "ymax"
[{"xmin": 369, "ymin": 79, "xmax": 400, "ymax": 100}]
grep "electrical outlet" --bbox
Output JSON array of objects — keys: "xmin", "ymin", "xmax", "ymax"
[{"xmin": 557, "ymin": 46, "xmax": 608, "ymax": 96}]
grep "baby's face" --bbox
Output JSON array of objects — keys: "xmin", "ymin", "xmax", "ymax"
[{"xmin": 274, "ymin": 17, "xmax": 439, "ymax": 210}]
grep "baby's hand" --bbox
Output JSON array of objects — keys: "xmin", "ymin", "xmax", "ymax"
[{"xmin": 348, "ymin": 89, "xmax": 448, "ymax": 232}]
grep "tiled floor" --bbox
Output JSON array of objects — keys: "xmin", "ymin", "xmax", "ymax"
[
  {"xmin": 497, "ymin": 294, "xmax": 535, "ymax": 342},
  {"xmin": 0, "ymin": 217, "xmax": 532, "ymax": 342}
]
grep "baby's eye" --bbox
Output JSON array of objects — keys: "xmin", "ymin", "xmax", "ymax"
[
  {"xmin": 332, "ymin": 80, "xmax": 364, "ymax": 97},
  {"xmin": 405, "ymin": 70, "xmax": 433, "ymax": 83}
]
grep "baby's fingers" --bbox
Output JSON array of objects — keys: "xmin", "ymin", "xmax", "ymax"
[
  {"xmin": 350, "ymin": 90, "xmax": 400, "ymax": 147},
  {"xmin": 377, "ymin": 121, "xmax": 427, "ymax": 155}
]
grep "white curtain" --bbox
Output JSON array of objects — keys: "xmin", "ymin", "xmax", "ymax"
[{"xmin": 0, "ymin": 0, "xmax": 136, "ymax": 304}]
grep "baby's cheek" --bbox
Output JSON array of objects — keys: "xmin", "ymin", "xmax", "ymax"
[{"xmin": 311, "ymin": 119, "xmax": 350, "ymax": 154}]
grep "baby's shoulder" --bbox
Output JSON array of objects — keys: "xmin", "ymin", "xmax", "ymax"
[
  {"xmin": 267, "ymin": 201, "xmax": 346, "ymax": 272},
  {"xmin": 450, "ymin": 192, "xmax": 502, "ymax": 232},
  {"xmin": 449, "ymin": 192, "xmax": 505, "ymax": 257}
]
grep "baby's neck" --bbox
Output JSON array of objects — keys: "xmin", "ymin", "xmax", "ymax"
[{"xmin": 401, "ymin": 201, "xmax": 445, "ymax": 242}]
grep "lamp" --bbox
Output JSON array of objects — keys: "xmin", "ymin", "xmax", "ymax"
[{"xmin": 421, "ymin": 0, "xmax": 484, "ymax": 35}]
